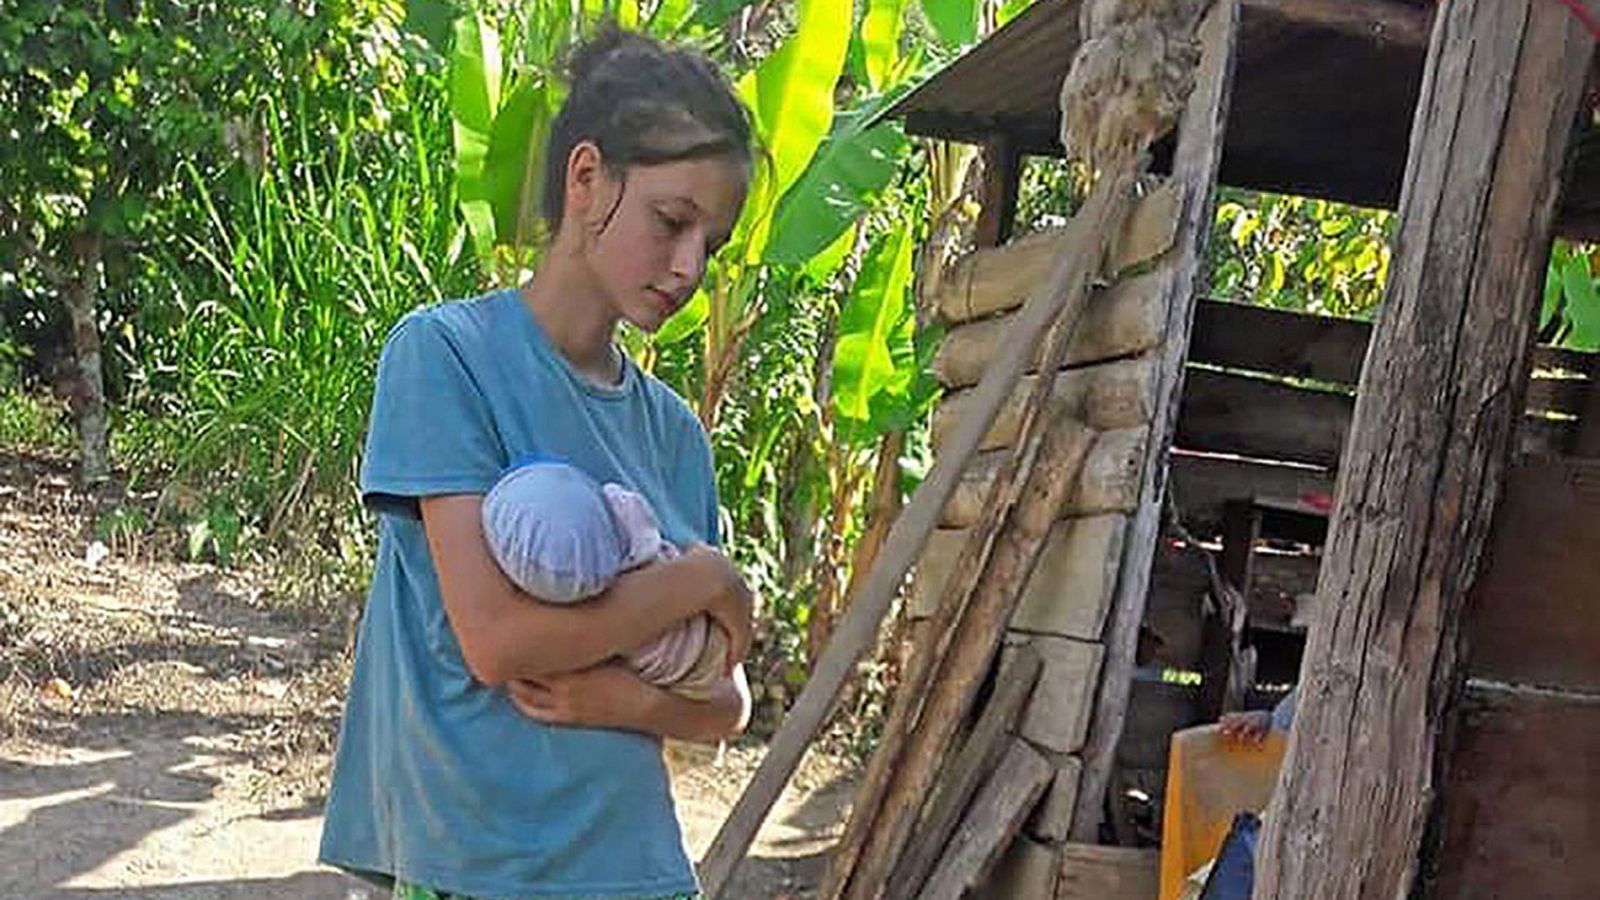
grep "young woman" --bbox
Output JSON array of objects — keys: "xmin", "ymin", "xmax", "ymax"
[{"xmin": 319, "ymin": 27, "xmax": 757, "ymax": 900}]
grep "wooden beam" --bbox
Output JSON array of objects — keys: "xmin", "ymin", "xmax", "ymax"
[
  {"xmin": 1069, "ymin": 0, "xmax": 1240, "ymax": 843},
  {"xmin": 884, "ymin": 648, "xmax": 1043, "ymax": 900},
  {"xmin": 1188, "ymin": 300, "xmax": 1369, "ymax": 385},
  {"xmin": 916, "ymin": 739, "xmax": 1054, "ymax": 900},
  {"xmin": 1571, "ymin": 352, "xmax": 1600, "ymax": 457},
  {"xmin": 1176, "ymin": 369, "xmax": 1353, "ymax": 466},
  {"xmin": 1241, "ymin": 0, "xmax": 1430, "ymax": 47},
  {"xmin": 975, "ymin": 136, "xmax": 1023, "ymax": 249},
  {"xmin": 1252, "ymin": 2, "xmax": 1595, "ymax": 897}
]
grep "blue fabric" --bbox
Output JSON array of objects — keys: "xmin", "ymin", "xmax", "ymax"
[
  {"xmin": 319, "ymin": 289, "xmax": 718, "ymax": 900},
  {"xmin": 481, "ymin": 462, "xmax": 628, "ymax": 602},
  {"xmin": 1199, "ymin": 812, "xmax": 1260, "ymax": 900},
  {"xmin": 1270, "ymin": 687, "xmax": 1297, "ymax": 733}
]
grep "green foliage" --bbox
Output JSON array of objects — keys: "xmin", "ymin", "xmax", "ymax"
[
  {"xmin": 1541, "ymin": 241, "xmax": 1600, "ymax": 350},
  {"xmin": 921, "ymin": 0, "xmax": 978, "ymax": 46},
  {"xmin": 95, "ymin": 504, "xmax": 151, "ymax": 551},
  {"xmin": 860, "ymin": 0, "xmax": 912, "ymax": 91},
  {"xmin": 1209, "ymin": 189, "xmax": 1393, "ymax": 318},
  {"xmin": 834, "ymin": 222, "xmax": 917, "ymax": 424},
  {"xmin": 184, "ymin": 496, "xmax": 247, "ymax": 567},
  {"xmin": 0, "ymin": 0, "xmax": 960, "ymax": 696},
  {"xmin": 120, "ymin": 70, "xmax": 476, "ymax": 553},
  {"xmin": 1205, "ymin": 189, "xmax": 1600, "ymax": 352},
  {"xmin": 765, "ymin": 90, "xmax": 914, "ymax": 267},
  {"xmin": 734, "ymin": 0, "xmax": 855, "ymax": 265},
  {"xmin": 0, "ymin": 390, "xmax": 74, "ymax": 452}
]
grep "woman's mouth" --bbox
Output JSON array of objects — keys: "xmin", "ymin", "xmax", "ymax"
[{"xmin": 647, "ymin": 287, "xmax": 680, "ymax": 315}]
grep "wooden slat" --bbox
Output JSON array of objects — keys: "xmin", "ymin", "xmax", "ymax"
[
  {"xmin": 1168, "ymin": 451, "xmax": 1337, "ymax": 538},
  {"xmin": 1432, "ymin": 688, "xmax": 1600, "ymax": 900},
  {"xmin": 1188, "ymin": 300, "xmax": 1369, "ymax": 384},
  {"xmin": 941, "ymin": 360, "xmax": 1579, "ymax": 485},
  {"xmin": 946, "ymin": 294, "xmax": 1594, "ymax": 401},
  {"xmin": 918, "ymin": 739, "xmax": 1054, "ymax": 900},
  {"xmin": 1056, "ymin": 844, "xmax": 1161, "ymax": 900},
  {"xmin": 885, "ymin": 648, "xmax": 1043, "ymax": 900},
  {"xmin": 1177, "ymin": 368, "xmax": 1354, "ymax": 466},
  {"xmin": 1466, "ymin": 457, "xmax": 1600, "ymax": 691},
  {"xmin": 1525, "ymin": 373, "xmax": 1590, "ymax": 416}
]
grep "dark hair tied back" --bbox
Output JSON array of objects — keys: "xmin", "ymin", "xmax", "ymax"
[{"xmin": 542, "ymin": 25, "xmax": 752, "ymax": 228}]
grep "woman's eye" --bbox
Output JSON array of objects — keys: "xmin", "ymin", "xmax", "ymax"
[{"xmin": 655, "ymin": 210, "xmax": 684, "ymax": 233}]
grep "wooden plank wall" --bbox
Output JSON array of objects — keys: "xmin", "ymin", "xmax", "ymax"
[
  {"xmin": 1428, "ymin": 457, "xmax": 1600, "ymax": 898},
  {"xmin": 916, "ymin": 230, "xmax": 1599, "ymax": 855},
  {"xmin": 929, "ymin": 227, "xmax": 1596, "ymax": 541}
]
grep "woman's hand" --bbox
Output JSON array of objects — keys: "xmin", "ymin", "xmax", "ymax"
[
  {"xmin": 682, "ymin": 544, "xmax": 755, "ymax": 676},
  {"xmin": 1219, "ymin": 709, "xmax": 1273, "ymax": 746},
  {"xmin": 507, "ymin": 663, "xmax": 652, "ymax": 731},
  {"xmin": 507, "ymin": 662, "xmax": 751, "ymax": 743}
]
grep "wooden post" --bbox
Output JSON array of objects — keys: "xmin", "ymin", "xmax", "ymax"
[
  {"xmin": 1252, "ymin": 3, "xmax": 1594, "ymax": 898},
  {"xmin": 975, "ymin": 136, "xmax": 1022, "ymax": 249},
  {"xmin": 1068, "ymin": 0, "xmax": 1240, "ymax": 843}
]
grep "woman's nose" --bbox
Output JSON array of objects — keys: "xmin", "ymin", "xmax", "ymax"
[{"xmin": 672, "ymin": 237, "xmax": 706, "ymax": 284}]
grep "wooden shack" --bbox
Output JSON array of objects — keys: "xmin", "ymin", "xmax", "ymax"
[{"xmin": 880, "ymin": 0, "xmax": 1598, "ymax": 897}]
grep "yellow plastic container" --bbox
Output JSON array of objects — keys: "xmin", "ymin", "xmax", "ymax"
[{"xmin": 1158, "ymin": 724, "xmax": 1287, "ymax": 900}]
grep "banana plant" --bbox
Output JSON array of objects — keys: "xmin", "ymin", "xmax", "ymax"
[{"xmin": 691, "ymin": 0, "xmax": 856, "ymax": 429}]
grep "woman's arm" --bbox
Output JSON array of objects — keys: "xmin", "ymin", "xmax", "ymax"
[
  {"xmin": 507, "ymin": 664, "xmax": 753, "ymax": 744},
  {"xmin": 420, "ymin": 494, "xmax": 753, "ymax": 685}
]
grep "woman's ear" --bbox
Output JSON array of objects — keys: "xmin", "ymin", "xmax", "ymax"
[{"xmin": 564, "ymin": 141, "xmax": 611, "ymax": 236}]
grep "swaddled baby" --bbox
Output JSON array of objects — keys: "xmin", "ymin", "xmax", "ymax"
[{"xmin": 481, "ymin": 459, "xmax": 727, "ymax": 701}]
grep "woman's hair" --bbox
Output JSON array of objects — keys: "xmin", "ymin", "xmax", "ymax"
[{"xmin": 543, "ymin": 26, "xmax": 753, "ymax": 229}]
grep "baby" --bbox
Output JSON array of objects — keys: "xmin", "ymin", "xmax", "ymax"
[{"xmin": 481, "ymin": 458, "xmax": 727, "ymax": 701}]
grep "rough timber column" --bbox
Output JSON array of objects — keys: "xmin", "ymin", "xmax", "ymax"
[{"xmin": 1252, "ymin": 3, "xmax": 1595, "ymax": 898}]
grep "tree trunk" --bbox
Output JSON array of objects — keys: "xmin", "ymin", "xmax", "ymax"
[
  {"xmin": 839, "ymin": 430, "xmax": 904, "ymax": 611},
  {"xmin": 1252, "ymin": 3, "xmax": 1593, "ymax": 898},
  {"xmin": 64, "ymin": 232, "xmax": 109, "ymax": 485},
  {"xmin": 806, "ymin": 457, "xmax": 862, "ymax": 671}
]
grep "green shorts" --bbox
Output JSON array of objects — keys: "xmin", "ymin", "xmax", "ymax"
[{"xmin": 392, "ymin": 880, "xmax": 702, "ymax": 900}]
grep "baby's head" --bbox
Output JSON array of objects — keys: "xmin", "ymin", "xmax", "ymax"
[{"xmin": 481, "ymin": 460, "xmax": 628, "ymax": 602}]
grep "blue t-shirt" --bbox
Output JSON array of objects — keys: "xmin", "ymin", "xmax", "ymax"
[{"xmin": 319, "ymin": 289, "xmax": 718, "ymax": 899}]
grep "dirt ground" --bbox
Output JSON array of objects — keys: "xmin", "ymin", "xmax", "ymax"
[{"xmin": 0, "ymin": 451, "xmax": 855, "ymax": 899}]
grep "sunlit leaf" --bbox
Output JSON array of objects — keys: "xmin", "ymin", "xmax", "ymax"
[
  {"xmin": 922, "ymin": 0, "xmax": 977, "ymax": 46},
  {"xmin": 861, "ymin": 0, "xmax": 909, "ymax": 92},
  {"xmin": 449, "ymin": 11, "xmax": 502, "ymax": 258},
  {"xmin": 833, "ymin": 222, "xmax": 915, "ymax": 424},
  {"xmin": 734, "ymin": 0, "xmax": 853, "ymax": 262},
  {"xmin": 483, "ymin": 75, "xmax": 563, "ymax": 249},
  {"xmin": 1562, "ymin": 253, "xmax": 1600, "ymax": 350},
  {"xmin": 765, "ymin": 90, "xmax": 910, "ymax": 266}
]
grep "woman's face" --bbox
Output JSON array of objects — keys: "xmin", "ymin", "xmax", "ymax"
[{"xmin": 570, "ymin": 148, "xmax": 748, "ymax": 333}]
